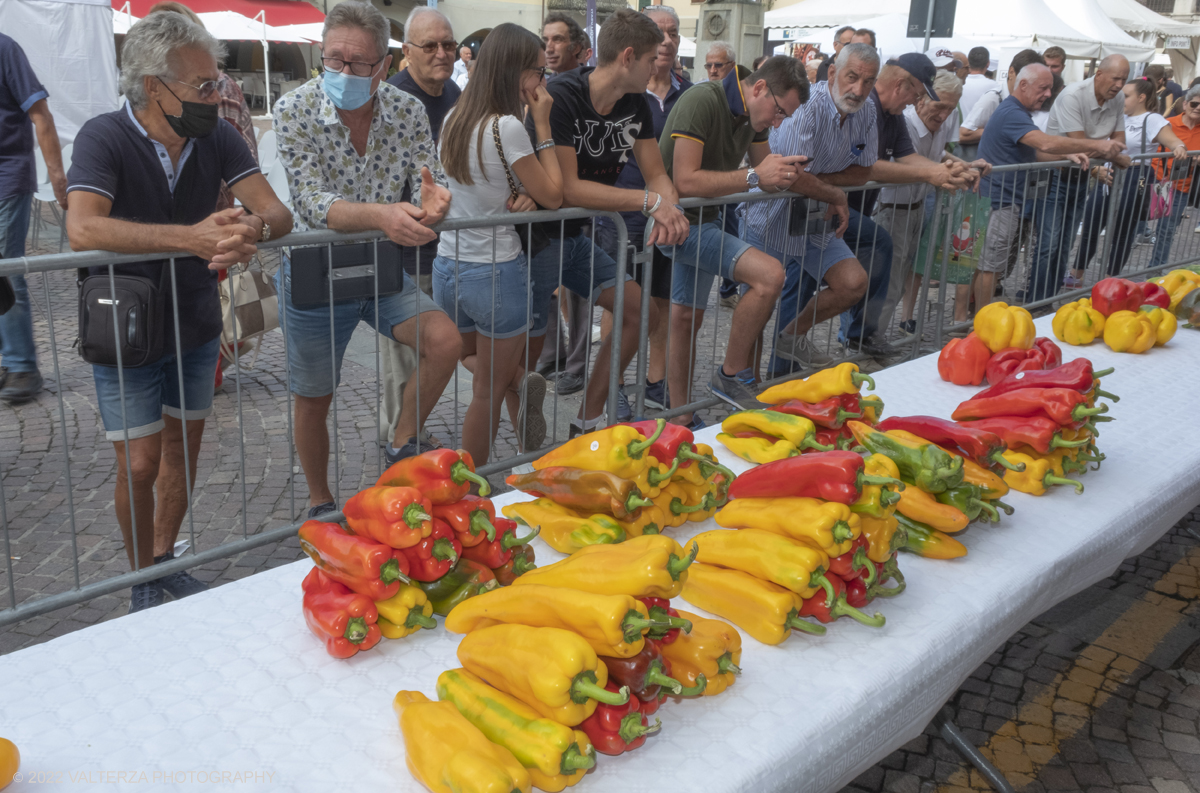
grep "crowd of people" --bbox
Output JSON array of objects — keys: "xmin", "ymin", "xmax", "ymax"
[{"xmin": 1, "ymin": 1, "xmax": 1197, "ymax": 613}]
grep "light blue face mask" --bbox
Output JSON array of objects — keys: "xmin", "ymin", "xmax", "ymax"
[{"xmin": 322, "ymin": 65, "xmax": 380, "ymax": 110}]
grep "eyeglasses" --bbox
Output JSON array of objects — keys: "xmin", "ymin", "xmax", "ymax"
[
  {"xmin": 768, "ymin": 87, "xmax": 789, "ymax": 119},
  {"xmin": 528, "ymin": 66, "xmax": 549, "ymax": 79},
  {"xmin": 410, "ymin": 40, "xmax": 458, "ymax": 55},
  {"xmin": 705, "ymin": 61, "xmax": 730, "ymax": 71},
  {"xmin": 321, "ymin": 55, "xmax": 385, "ymax": 78},
  {"xmin": 159, "ymin": 77, "xmax": 219, "ymax": 100}
]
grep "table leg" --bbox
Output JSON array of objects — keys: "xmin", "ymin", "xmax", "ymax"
[{"xmin": 932, "ymin": 708, "xmax": 1016, "ymax": 793}]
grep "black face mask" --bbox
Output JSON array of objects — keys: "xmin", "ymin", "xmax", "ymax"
[{"xmin": 156, "ymin": 78, "xmax": 219, "ymax": 138}]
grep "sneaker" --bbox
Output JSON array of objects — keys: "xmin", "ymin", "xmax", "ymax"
[
  {"xmin": 152, "ymin": 551, "xmax": 210, "ymax": 599},
  {"xmin": 898, "ymin": 320, "xmax": 917, "ymax": 336},
  {"xmin": 536, "ymin": 355, "xmax": 567, "ymax": 378},
  {"xmin": 686, "ymin": 417, "xmax": 707, "ymax": 432},
  {"xmin": 0, "ymin": 370, "xmax": 42, "ymax": 404},
  {"xmin": 847, "ymin": 335, "xmax": 895, "ymax": 358},
  {"xmin": 307, "ymin": 501, "xmax": 338, "ymax": 519},
  {"xmin": 0, "ymin": 366, "xmax": 8, "ymax": 391},
  {"xmin": 1194, "ymin": 223, "xmax": 1200, "ymax": 234},
  {"xmin": 516, "ymin": 372, "xmax": 547, "ymax": 452},
  {"xmin": 709, "ymin": 366, "xmax": 765, "ymax": 411},
  {"xmin": 719, "ymin": 293, "xmax": 740, "ymax": 310},
  {"xmin": 553, "ymin": 371, "xmax": 585, "ymax": 396},
  {"xmin": 613, "ymin": 384, "xmax": 632, "ymax": 422},
  {"xmin": 385, "ymin": 437, "xmax": 438, "ymax": 467},
  {"xmin": 774, "ymin": 331, "xmax": 833, "ymax": 367},
  {"xmin": 128, "ymin": 581, "xmax": 167, "ymax": 614},
  {"xmin": 568, "ymin": 415, "xmax": 606, "ymax": 439},
  {"xmin": 1062, "ymin": 275, "xmax": 1084, "ymax": 289},
  {"xmin": 644, "ymin": 378, "xmax": 667, "ymax": 411}
]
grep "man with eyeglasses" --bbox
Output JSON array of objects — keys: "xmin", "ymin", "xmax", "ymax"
[
  {"xmin": 65, "ymin": 12, "xmax": 293, "ymax": 613},
  {"xmin": 273, "ymin": 1, "xmax": 461, "ymax": 516},
  {"xmin": 699, "ymin": 41, "xmax": 735, "ymax": 84}
]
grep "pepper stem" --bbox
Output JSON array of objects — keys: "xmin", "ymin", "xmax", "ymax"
[
  {"xmin": 1063, "ymin": 459, "xmax": 1089, "ymax": 475},
  {"xmin": 1049, "ymin": 435, "xmax": 1090, "ymax": 449},
  {"xmin": 622, "ymin": 610, "xmax": 664, "ymax": 642},
  {"xmin": 990, "ymin": 498, "xmax": 1015, "ymax": 515},
  {"xmin": 571, "ymin": 672, "xmax": 630, "ymax": 705},
  {"xmin": 717, "ymin": 653, "xmax": 742, "ymax": 676},
  {"xmin": 1044, "ymin": 473, "xmax": 1085, "ymax": 495},
  {"xmin": 628, "ymin": 419, "xmax": 666, "ymax": 458},
  {"xmin": 861, "ymin": 473, "xmax": 905, "ymax": 490},
  {"xmin": 1092, "ymin": 387, "xmax": 1120, "ymax": 403},
  {"xmin": 1071, "ymin": 404, "xmax": 1106, "ymax": 421},
  {"xmin": 852, "ymin": 371, "xmax": 876, "ymax": 390},
  {"xmin": 645, "ymin": 665, "xmax": 683, "ymax": 694},
  {"xmin": 855, "ymin": 547, "xmax": 877, "ymax": 586},
  {"xmin": 618, "ymin": 714, "xmax": 658, "ymax": 744},
  {"xmin": 378, "ymin": 557, "xmax": 412, "ymax": 586},
  {"xmin": 470, "ymin": 511, "xmax": 497, "ymax": 542},
  {"xmin": 512, "ymin": 556, "xmax": 537, "ymax": 576},
  {"xmin": 973, "ymin": 499, "xmax": 1000, "ymax": 523},
  {"xmin": 404, "ymin": 503, "xmax": 431, "ymax": 528},
  {"xmin": 432, "ymin": 537, "xmax": 458, "ymax": 562},
  {"xmin": 624, "ymin": 495, "xmax": 653, "ymax": 515},
  {"xmin": 345, "ymin": 616, "xmax": 368, "ymax": 643},
  {"xmin": 676, "ymin": 673, "xmax": 707, "ymax": 697},
  {"xmin": 836, "ymin": 408, "xmax": 863, "ymax": 426},
  {"xmin": 786, "ymin": 613, "xmax": 828, "ymax": 635},
  {"xmin": 502, "ymin": 525, "xmax": 538, "ymax": 549},
  {"xmin": 832, "ymin": 597, "xmax": 887, "ymax": 628},
  {"xmin": 671, "ymin": 497, "xmax": 707, "ymax": 515},
  {"xmin": 1091, "ymin": 415, "xmax": 1115, "ymax": 422},
  {"xmin": 560, "ymin": 743, "xmax": 596, "ymax": 773},
  {"xmin": 832, "ymin": 520, "xmax": 853, "ymax": 543},
  {"xmin": 800, "ymin": 435, "xmax": 836, "ymax": 452},
  {"xmin": 647, "ymin": 456, "xmax": 680, "ymax": 485},
  {"xmin": 451, "ymin": 460, "xmax": 491, "ymax": 496},
  {"xmin": 405, "ymin": 608, "xmax": 438, "ymax": 630},
  {"xmin": 1092, "ymin": 367, "xmax": 1115, "ymax": 378},
  {"xmin": 813, "ymin": 572, "xmax": 837, "ymax": 608},
  {"xmin": 667, "ymin": 542, "xmax": 699, "ymax": 579},
  {"xmin": 990, "ymin": 450, "xmax": 1025, "ymax": 472},
  {"xmin": 662, "ymin": 614, "xmax": 692, "ymax": 635},
  {"xmin": 869, "ymin": 561, "xmax": 907, "ymax": 598},
  {"xmin": 860, "ymin": 396, "xmax": 885, "ymax": 412}
]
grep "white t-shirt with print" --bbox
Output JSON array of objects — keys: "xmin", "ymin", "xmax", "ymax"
[
  {"xmin": 438, "ymin": 112, "xmax": 535, "ymax": 263},
  {"xmin": 1123, "ymin": 111, "xmax": 1169, "ymax": 159}
]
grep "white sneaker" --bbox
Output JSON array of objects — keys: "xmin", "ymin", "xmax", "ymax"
[{"xmin": 774, "ymin": 331, "xmax": 833, "ymax": 366}]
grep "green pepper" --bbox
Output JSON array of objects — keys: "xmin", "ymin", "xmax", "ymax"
[
  {"xmin": 846, "ymin": 420, "xmax": 965, "ymax": 494},
  {"xmin": 416, "ymin": 558, "xmax": 500, "ymax": 616},
  {"xmin": 894, "ymin": 513, "xmax": 967, "ymax": 559},
  {"xmin": 935, "ymin": 483, "xmax": 999, "ymax": 524}
]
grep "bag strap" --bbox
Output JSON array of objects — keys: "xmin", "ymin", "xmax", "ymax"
[{"xmin": 491, "ymin": 115, "xmax": 520, "ymax": 203}]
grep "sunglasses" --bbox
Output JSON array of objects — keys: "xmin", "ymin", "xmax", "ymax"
[
  {"xmin": 1189, "ymin": 101, "xmax": 1200, "ymax": 109},
  {"xmin": 411, "ymin": 40, "xmax": 458, "ymax": 55},
  {"xmin": 705, "ymin": 61, "xmax": 730, "ymax": 71}
]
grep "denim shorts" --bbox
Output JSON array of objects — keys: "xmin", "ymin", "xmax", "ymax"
[
  {"xmin": 528, "ymin": 232, "xmax": 623, "ymax": 336},
  {"xmin": 277, "ymin": 257, "xmax": 445, "ymax": 398},
  {"xmin": 92, "ymin": 335, "xmax": 220, "ymax": 442},
  {"xmin": 656, "ymin": 221, "xmax": 754, "ymax": 308},
  {"xmin": 432, "ymin": 254, "xmax": 530, "ymax": 339},
  {"xmin": 745, "ymin": 227, "xmax": 856, "ymax": 283}
]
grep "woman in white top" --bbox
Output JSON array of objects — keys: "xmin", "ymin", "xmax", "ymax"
[
  {"xmin": 433, "ymin": 23, "xmax": 563, "ymax": 465},
  {"xmin": 1071, "ymin": 77, "xmax": 1187, "ymax": 281}
]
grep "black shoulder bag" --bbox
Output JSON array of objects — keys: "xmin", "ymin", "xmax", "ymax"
[{"xmin": 492, "ymin": 116, "xmax": 551, "ymax": 259}]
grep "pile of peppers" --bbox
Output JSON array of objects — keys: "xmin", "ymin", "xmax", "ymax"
[
  {"xmin": 1052, "ymin": 277, "xmax": 1179, "ymax": 352},
  {"xmin": 952, "ymin": 357, "xmax": 1116, "ymax": 497},
  {"xmin": 504, "ymin": 418, "xmax": 734, "ymax": 551},
  {"xmin": 937, "ymin": 305, "xmax": 1064, "ymax": 387},
  {"xmin": 720, "ymin": 362, "xmax": 883, "ymax": 463},
  {"xmin": 298, "ymin": 449, "xmax": 543, "ymax": 659}
]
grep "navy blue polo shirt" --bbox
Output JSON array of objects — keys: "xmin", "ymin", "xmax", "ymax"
[
  {"xmin": 978, "ymin": 94, "xmax": 1040, "ymax": 209},
  {"xmin": 67, "ymin": 107, "xmax": 260, "ymax": 353},
  {"xmin": 0, "ymin": 33, "xmax": 49, "ymax": 203},
  {"xmin": 848, "ymin": 88, "xmax": 916, "ymax": 215}
]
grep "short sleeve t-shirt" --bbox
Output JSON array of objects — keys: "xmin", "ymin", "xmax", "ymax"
[
  {"xmin": 385, "ymin": 70, "xmax": 461, "ymax": 143},
  {"xmin": 1123, "ymin": 112, "xmax": 1169, "ymax": 158},
  {"xmin": 525, "ymin": 66, "xmax": 655, "ymax": 237},
  {"xmin": 438, "ymin": 113, "xmax": 535, "ymax": 263},
  {"xmin": 0, "ymin": 33, "xmax": 49, "ymax": 203},
  {"xmin": 660, "ymin": 66, "xmax": 770, "ymax": 224},
  {"xmin": 849, "ymin": 88, "xmax": 917, "ymax": 215},
  {"xmin": 1046, "ymin": 77, "xmax": 1123, "ymax": 139},
  {"xmin": 978, "ymin": 95, "xmax": 1040, "ymax": 209},
  {"xmin": 68, "ymin": 109, "xmax": 260, "ymax": 352}
]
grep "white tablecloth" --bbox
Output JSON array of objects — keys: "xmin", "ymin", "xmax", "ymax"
[{"xmin": 3, "ymin": 316, "xmax": 1200, "ymax": 792}]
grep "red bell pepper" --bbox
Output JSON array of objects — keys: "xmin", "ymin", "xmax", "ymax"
[
  {"xmin": 491, "ymin": 542, "xmax": 536, "ymax": 586},
  {"xmin": 599, "ymin": 641, "xmax": 684, "ymax": 702},
  {"xmin": 376, "ymin": 449, "xmax": 490, "ymax": 504},
  {"xmin": 342, "ymin": 485, "xmax": 432, "ymax": 550},
  {"xmin": 637, "ymin": 597, "xmax": 693, "ymax": 644},
  {"xmin": 844, "ymin": 576, "xmax": 871, "ymax": 609},
  {"xmin": 970, "ymin": 359, "xmax": 1117, "ymax": 401},
  {"xmin": 301, "ymin": 567, "xmax": 383, "ymax": 658},
  {"xmin": 951, "ymin": 387, "xmax": 1107, "ymax": 425},
  {"xmin": 797, "ymin": 574, "xmax": 886, "ymax": 627},
  {"xmin": 937, "ymin": 332, "xmax": 992, "ymax": 386},
  {"xmin": 298, "ymin": 520, "xmax": 411, "ymax": 601},
  {"xmin": 400, "ymin": 517, "xmax": 461, "ymax": 582},
  {"xmin": 874, "ymin": 415, "xmax": 1019, "ymax": 473},
  {"xmin": 1142, "ymin": 282, "xmax": 1171, "ymax": 309},
  {"xmin": 460, "ymin": 517, "xmax": 539, "ymax": 569},
  {"xmin": 1032, "ymin": 337, "xmax": 1063, "ymax": 369},
  {"xmin": 814, "ymin": 425, "xmax": 856, "ymax": 450},
  {"xmin": 727, "ymin": 451, "xmax": 902, "ymax": 503},
  {"xmin": 618, "ymin": 421, "xmax": 733, "ymax": 485},
  {"xmin": 1091, "ymin": 277, "xmax": 1144, "ymax": 316},
  {"xmin": 984, "ymin": 347, "xmax": 1045, "ymax": 386},
  {"xmin": 843, "ymin": 392, "xmax": 885, "ymax": 424},
  {"xmin": 768, "ymin": 397, "xmax": 861, "ymax": 429},
  {"xmin": 956, "ymin": 416, "xmax": 1092, "ymax": 455},
  {"xmin": 827, "ymin": 536, "xmax": 877, "ymax": 585},
  {"xmin": 579, "ymin": 681, "xmax": 660, "ymax": 756},
  {"xmin": 433, "ymin": 495, "xmax": 497, "ymax": 547}
]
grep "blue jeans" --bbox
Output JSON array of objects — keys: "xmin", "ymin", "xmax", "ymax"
[
  {"xmin": 838, "ymin": 208, "xmax": 892, "ymax": 343},
  {"xmin": 0, "ymin": 193, "xmax": 36, "ymax": 373},
  {"xmin": 432, "ymin": 254, "xmax": 531, "ymax": 339},
  {"xmin": 1031, "ymin": 170, "xmax": 1090, "ymax": 302},
  {"xmin": 528, "ymin": 232, "xmax": 622, "ymax": 336},
  {"xmin": 658, "ymin": 221, "xmax": 754, "ymax": 307},
  {"xmin": 1150, "ymin": 187, "xmax": 1189, "ymax": 269}
]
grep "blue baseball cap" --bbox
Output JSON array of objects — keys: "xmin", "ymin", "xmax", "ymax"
[{"xmin": 887, "ymin": 52, "xmax": 939, "ymax": 101}]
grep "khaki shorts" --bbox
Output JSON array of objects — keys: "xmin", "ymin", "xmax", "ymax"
[{"xmin": 979, "ymin": 205, "xmax": 1033, "ymax": 275}]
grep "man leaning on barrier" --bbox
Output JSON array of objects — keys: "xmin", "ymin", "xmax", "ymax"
[
  {"xmin": 65, "ymin": 12, "xmax": 293, "ymax": 613},
  {"xmin": 273, "ymin": 1, "xmax": 461, "ymax": 516}
]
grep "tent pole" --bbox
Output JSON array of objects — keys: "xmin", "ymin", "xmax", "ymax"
[
  {"xmin": 257, "ymin": 10, "xmax": 270, "ymax": 111},
  {"xmin": 922, "ymin": 0, "xmax": 936, "ymax": 51}
]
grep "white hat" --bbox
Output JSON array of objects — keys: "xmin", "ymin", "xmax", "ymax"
[{"xmin": 924, "ymin": 47, "xmax": 959, "ymax": 68}]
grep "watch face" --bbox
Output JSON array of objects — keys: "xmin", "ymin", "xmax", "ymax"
[{"xmin": 748, "ymin": 170, "xmax": 759, "ymax": 187}]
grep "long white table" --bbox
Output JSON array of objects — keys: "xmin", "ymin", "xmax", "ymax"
[{"xmin": 3, "ymin": 316, "xmax": 1199, "ymax": 792}]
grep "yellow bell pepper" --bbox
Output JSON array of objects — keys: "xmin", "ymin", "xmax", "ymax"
[
  {"xmin": 393, "ymin": 690, "xmax": 533, "ymax": 793},
  {"xmin": 615, "ymin": 503, "xmax": 667, "ymax": 537},
  {"xmin": 456, "ymin": 625, "xmax": 629, "ymax": 726},
  {"xmin": 647, "ymin": 481, "xmax": 711, "ymax": 528},
  {"xmin": 758, "ymin": 362, "xmax": 875, "ymax": 404},
  {"xmin": 375, "ymin": 584, "xmax": 438, "ymax": 639},
  {"xmin": 1139, "ymin": 306, "xmax": 1177, "ymax": 347},
  {"xmin": 1052, "ymin": 298, "xmax": 1106, "ymax": 346},
  {"xmin": 502, "ymin": 499, "xmax": 625, "ymax": 555},
  {"xmin": 671, "ymin": 442, "xmax": 720, "ymax": 487},
  {"xmin": 1000, "ymin": 451, "xmax": 1084, "ymax": 496},
  {"xmin": 859, "ymin": 513, "xmax": 901, "ymax": 564},
  {"xmin": 444, "ymin": 584, "xmax": 660, "ymax": 659},
  {"xmin": 714, "ymin": 497, "xmax": 860, "ymax": 556},
  {"xmin": 660, "ymin": 610, "xmax": 743, "ymax": 697},
  {"xmin": 1102, "ymin": 310, "xmax": 1156, "ymax": 353},
  {"xmin": 691, "ymin": 528, "xmax": 833, "ymax": 600},
  {"xmin": 681, "ymin": 562, "xmax": 823, "ymax": 644},
  {"xmin": 716, "ymin": 432, "xmax": 798, "ymax": 464},
  {"xmin": 974, "ymin": 302, "xmax": 1035, "ymax": 352},
  {"xmin": 512, "ymin": 534, "xmax": 698, "ymax": 599},
  {"xmin": 532, "ymin": 419, "xmax": 664, "ymax": 492},
  {"xmin": 720, "ymin": 410, "xmax": 830, "ymax": 451}
]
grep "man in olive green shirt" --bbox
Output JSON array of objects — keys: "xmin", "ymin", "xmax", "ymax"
[{"xmin": 658, "ymin": 55, "xmax": 808, "ymax": 425}]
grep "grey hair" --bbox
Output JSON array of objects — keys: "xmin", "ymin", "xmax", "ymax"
[
  {"xmin": 929, "ymin": 71, "xmax": 962, "ymax": 100},
  {"xmin": 120, "ymin": 12, "xmax": 224, "ymax": 110},
  {"xmin": 403, "ymin": 6, "xmax": 452, "ymax": 43},
  {"xmin": 324, "ymin": 1, "xmax": 390, "ymax": 58},
  {"xmin": 1185, "ymin": 84, "xmax": 1200, "ymax": 104},
  {"xmin": 1016, "ymin": 62, "xmax": 1048, "ymax": 87},
  {"xmin": 836, "ymin": 42, "xmax": 880, "ymax": 70},
  {"xmin": 643, "ymin": 5, "xmax": 679, "ymax": 28},
  {"xmin": 706, "ymin": 40, "xmax": 735, "ymax": 62}
]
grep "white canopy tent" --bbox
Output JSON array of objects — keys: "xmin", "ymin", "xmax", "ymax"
[{"xmin": 1097, "ymin": 0, "xmax": 1200, "ymax": 83}]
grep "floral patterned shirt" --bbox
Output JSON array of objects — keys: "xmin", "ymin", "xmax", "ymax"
[{"xmin": 272, "ymin": 75, "xmax": 445, "ymax": 232}]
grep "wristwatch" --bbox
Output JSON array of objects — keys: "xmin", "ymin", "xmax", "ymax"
[
  {"xmin": 251, "ymin": 213, "xmax": 271, "ymax": 242},
  {"xmin": 746, "ymin": 167, "xmax": 759, "ymax": 188}
]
